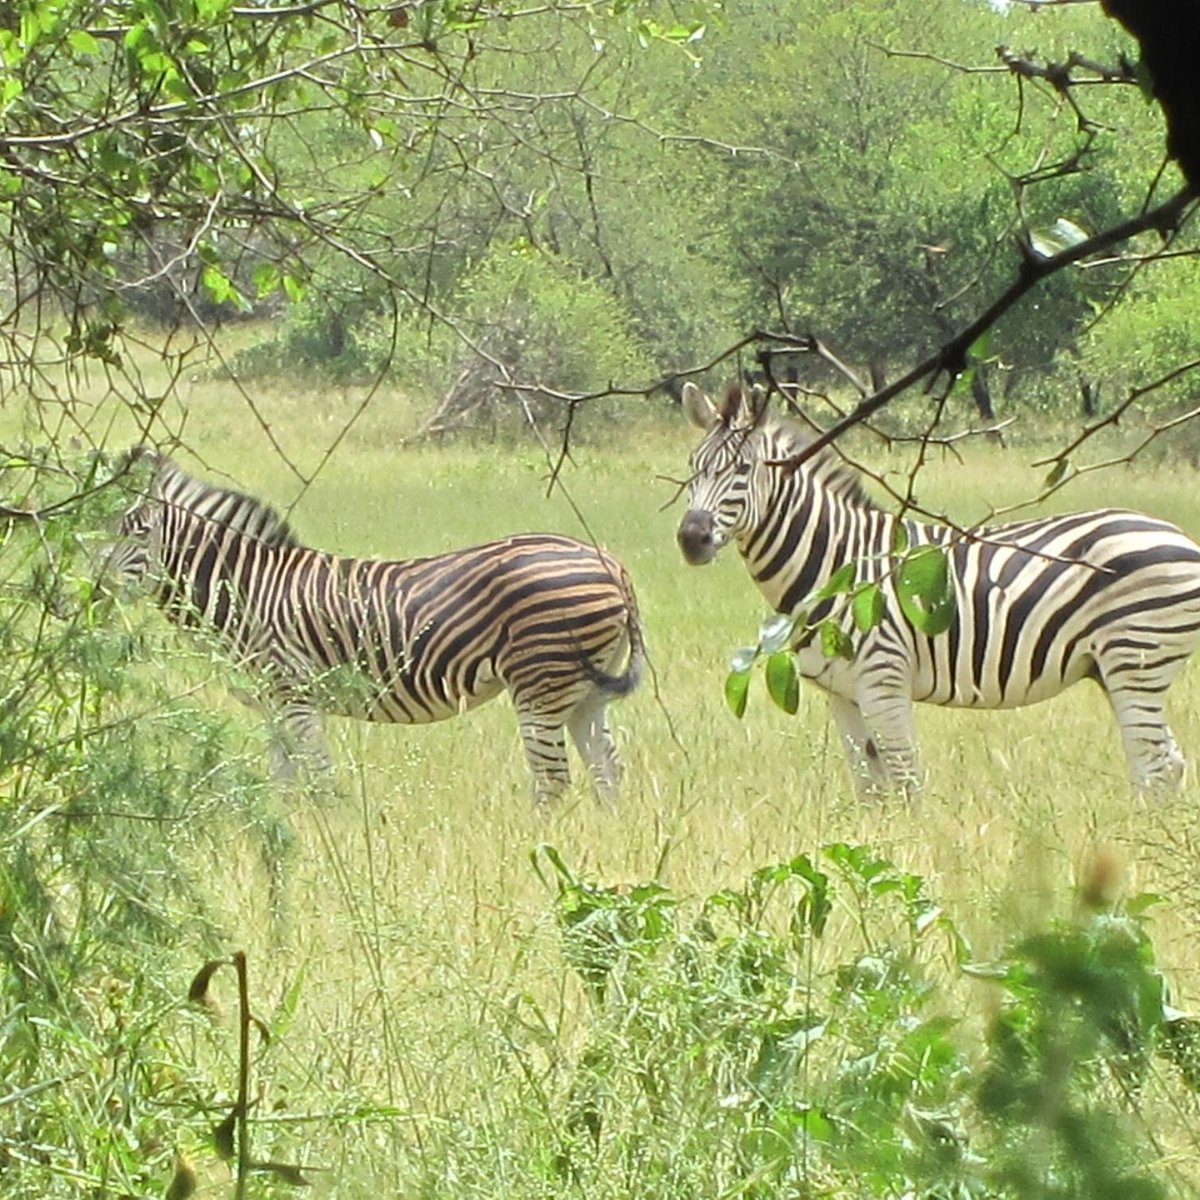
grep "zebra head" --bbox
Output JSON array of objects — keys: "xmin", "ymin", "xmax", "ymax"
[
  {"xmin": 677, "ymin": 382, "xmax": 772, "ymax": 565},
  {"xmin": 95, "ymin": 448, "xmax": 170, "ymax": 592},
  {"xmin": 101, "ymin": 449, "xmax": 298, "ymax": 592}
]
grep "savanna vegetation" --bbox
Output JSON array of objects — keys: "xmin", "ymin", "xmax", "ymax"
[{"xmin": 3, "ymin": 0, "xmax": 1200, "ymax": 1196}]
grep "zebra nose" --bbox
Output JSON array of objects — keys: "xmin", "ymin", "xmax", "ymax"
[{"xmin": 678, "ymin": 510, "xmax": 718, "ymax": 565}]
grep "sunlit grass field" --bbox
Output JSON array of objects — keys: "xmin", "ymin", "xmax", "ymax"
[{"xmin": 15, "ymin": 352, "xmax": 1200, "ymax": 1193}]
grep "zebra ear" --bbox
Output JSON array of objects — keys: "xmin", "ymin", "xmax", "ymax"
[
  {"xmin": 723, "ymin": 383, "xmax": 768, "ymax": 429},
  {"xmin": 681, "ymin": 382, "xmax": 721, "ymax": 431},
  {"xmin": 745, "ymin": 383, "xmax": 769, "ymax": 425},
  {"xmin": 124, "ymin": 444, "xmax": 167, "ymax": 472}
]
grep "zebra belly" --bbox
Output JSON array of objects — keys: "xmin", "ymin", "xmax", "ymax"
[
  {"xmin": 301, "ymin": 658, "xmax": 507, "ymax": 725},
  {"xmin": 795, "ymin": 636, "xmax": 1098, "ymax": 711},
  {"xmin": 910, "ymin": 650, "xmax": 1097, "ymax": 709}
]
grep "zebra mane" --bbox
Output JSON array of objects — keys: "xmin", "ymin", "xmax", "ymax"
[
  {"xmin": 762, "ymin": 411, "xmax": 878, "ymax": 509},
  {"xmin": 139, "ymin": 451, "xmax": 301, "ymax": 547}
]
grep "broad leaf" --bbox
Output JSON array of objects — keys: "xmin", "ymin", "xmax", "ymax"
[
  {"xmin": 819, "ymin": 620, "xmax": 854, "ymax": 661},
  {"xmin": 764, "ymin": 651, "xmax": 799, "ymax": 714},
  {"xmin": 725, "ymin": 668, "xmax": 752, "ymax": 719},
  {"xmin": 814, "ymin": 560, "xmax": 856, "ymax": 601},
  {"xmin": 851, "ymin": 583, "xmax": 886, "ymax": 632},
  {"xmin": 896, "ymin": 545, "xmax": 956, "ymax": 637},
  {"xmin": 1043, "ymin": 458, "xmax": 1070, "ymax": 488}
]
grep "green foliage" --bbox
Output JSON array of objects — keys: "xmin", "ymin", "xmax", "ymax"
[
  {"xmin": 969, "ymin": 897, "xmax": 1174, "ymax": 1200},
  {"xmin": 445, "ymin": 242, "xmax": 656, "ymax": 408},
  {"xmin": 5, "ymin": 0, "xmax": 1190, "ymax": 437},
  {"xmin": 725, "ymin": 542, "xmax": 957, "ymax": 718},
  {"xmin": 0, "ymin": 454, "xmax": 286, "ymax": 1196},
  {"xmin": 522, "ymin": 845, "xmax": 1182, "ymax": 1198},
  {"xmin": 537, "ymin": 843, "xmax": 970, "ymax": 1196},
  {"xmin": 896, "ymin": 544, "xmax": 957, "ymax": 637}
]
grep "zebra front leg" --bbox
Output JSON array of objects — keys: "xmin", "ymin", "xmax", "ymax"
[
  {"xmin": 567, "ymin": 699, "xmax": 623, "ymax": 803},
  {"xmin": 516, "ymin": 710, "xmax": 572, "ymax": 806},
  {"xmin": 829, "ymin": 695, "xmax": 891, "ymax": 800},
  {"xmin": 1103, "ymin": 683, "xmax": 1186, "ymax": 792},
  {"xmin": 855, "ymin": 691, "xmax": 923, "ymax": 798},
  {"xmin": 268, "ymin": 702, "xmax": 333, "ymax": 781}
]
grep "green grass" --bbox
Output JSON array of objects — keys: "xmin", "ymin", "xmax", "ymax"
[{"xmin": 8, "ymin": 357, "xmax": 1200, "ymax": 1195}]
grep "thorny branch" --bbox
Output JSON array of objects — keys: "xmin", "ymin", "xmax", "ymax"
[{"xmin": 759, "ymin": 184, "xmax": 1197, "ymax": 473}]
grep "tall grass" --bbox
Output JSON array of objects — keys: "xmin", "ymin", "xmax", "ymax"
[{"xmin": 5, "ymin": 359, "xmax": 1200, "ymax": 1195}]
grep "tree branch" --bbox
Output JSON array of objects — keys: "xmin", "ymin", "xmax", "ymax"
[{"xmin": 771, "ymin": 184, "xmax": 1198, "ymax": 470}]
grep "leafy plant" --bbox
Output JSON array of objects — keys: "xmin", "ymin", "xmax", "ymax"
[
  {"xmin": 537, "ymin": 843, "xmax": 975, "ymax": 1197},
  {"xmin": 531, "ymin": 844, "xmax": 1186, "ymax": 1199},
  {"xmin": 0, "ymin": 455, "xmax": 289, "ymax": 1197},
  {"xmin": 724, "ymin": 539, "xmax": 956, "ymax": 719},
  {"xmin": 969, "ymin": 889, "xmax": 1175, "ymax": 1200}
]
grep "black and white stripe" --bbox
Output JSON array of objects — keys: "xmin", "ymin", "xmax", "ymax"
[
  {"xmin": 107, "ymin": 451, "xmax": 645, "ymax": 803},
  {"xmin": 677, "ymin": 383, "xmax": 1200, "ymax": 795}
]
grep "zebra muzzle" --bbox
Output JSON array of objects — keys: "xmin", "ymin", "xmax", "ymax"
[{"xmin": 678, "ymin": 510, "xmax": 720, "ymax": 565}]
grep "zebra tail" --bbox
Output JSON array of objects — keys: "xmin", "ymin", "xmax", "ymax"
[{"xmin": 583, "ymin": 589, "xmax": 647, "ymax": 698}]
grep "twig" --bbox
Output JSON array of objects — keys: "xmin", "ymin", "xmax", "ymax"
[{"xmin": 772, "ymin": 185, "xmax": 1197, "ymax": 471}]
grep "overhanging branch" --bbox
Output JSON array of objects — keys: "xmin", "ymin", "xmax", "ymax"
[{"xmin": 772, "ymin": 184, "xmax": 1198, "ymax": 470}]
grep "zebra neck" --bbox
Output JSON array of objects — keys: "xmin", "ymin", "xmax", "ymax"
[
  {"xmin": 746, "ymin": 478, "xmax": 918, "ymax": 616},
  {"xmin": 156, "ymin": 525, "xmax": 279, "ymax": 628}
]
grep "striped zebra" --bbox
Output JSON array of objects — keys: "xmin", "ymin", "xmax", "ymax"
[
  {"xmin": 106, "ymin": 450, "xmax": 645, "ymax": 803},
  {"xmin": 676, "ymin": 382, "xmax": 1200, "ymax": 796}
]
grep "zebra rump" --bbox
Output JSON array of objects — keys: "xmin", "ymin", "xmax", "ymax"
[
  {"xmin": 678, "ymin": 382, "xmax": 1200, "ymax": 797},
  {"xmin": 108, "ymin": 450, "xmax": 646, "ymax": 803}
]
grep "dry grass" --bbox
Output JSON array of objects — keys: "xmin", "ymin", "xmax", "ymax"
[{"xmin": 15, "ymin": 354, "xmax": 1200, "ymax": 1193}]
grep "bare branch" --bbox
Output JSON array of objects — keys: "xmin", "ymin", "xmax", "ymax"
[{"xmin": 770, "ymin": 185, "xmax": 1197, "ymax": 470}]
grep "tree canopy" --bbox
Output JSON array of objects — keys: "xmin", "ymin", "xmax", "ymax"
[{"xmin": 0, "ymin": 0, "xmax": 1197, "ymax": 450}]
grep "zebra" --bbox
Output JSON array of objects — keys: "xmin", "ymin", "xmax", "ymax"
[
  {"xmin": 676, "ymin": 381, "xmax": 1200, "ymax": 797},
  {"xmin": 104, "ymin": 450, "xmax": 646, "ymax": 803}
]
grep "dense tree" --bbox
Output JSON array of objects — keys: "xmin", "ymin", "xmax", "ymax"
[{"xmin": 5, "ymin": 0, "xmax": 1196, "ymax": 447}]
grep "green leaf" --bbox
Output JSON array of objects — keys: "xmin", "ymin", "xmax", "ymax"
[
  {"xmin": 814, "ymin": 560, "xmax": 856, "ymax": 601},
  {"xmin": 725, "ymin": 668, "xmax": 751, "ymax": 719},
  {"xmin": 966, "ymin": 327, "xmax": 993, "ymax": 365},
  {"xmin": 788, "ymin": 855, "xmax": 831, "ymax": 937},
  {"xmin": 201, "ymin": 265, "xmax": 250, "ymax": 312},
  {"xmin": 764, "ymin": 651, "xmax": 799, "ymax": 715},
  {"xmin": 67, "ymin": 29, "xmax": 100, "ymax": 55},
  {"xmin": 896, "ymin": 545, "xmax": 956, "ymax": 637},
  {"xmin": 1125, "ymin": 892, "xmax": 1167, "ymax": 919},
  {"xmin": 818, "ymin": 620, "xmax": 854, "ymax": 661},
  {"xmin": 1043, "ymin": 458, "xmax": 1070, "ymax": 488},
  {"xmin": 253, "ymin": 263, "xmax": 280, "ymax": 299},
  {"xmin": 851, "ymin": 583, "xmax": 886, "ymax": 632}
]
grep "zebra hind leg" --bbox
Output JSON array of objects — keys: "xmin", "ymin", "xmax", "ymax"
[
  {"xmin": 516, "ymin": 710, "xmax": 572, "ymax": 806},
  {"xmin": 853, "ymin": 692, "xmax": 923, "ymax": 799},
  {"xmin": 567, "ymin": 696, "xmax": 623, "ymax": 803},
  {"xmin": 830, "ymin": 695, "xmax": 892, "ymax": 800}
]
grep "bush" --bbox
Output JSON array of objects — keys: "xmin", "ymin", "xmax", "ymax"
[
  {"xmin": 0, "ymin": 452, "xmax": 286, "ymax": 1197},
  {"xmin": 470, "ymin": 843, "xmax": 1189, "ymax": 1199}
]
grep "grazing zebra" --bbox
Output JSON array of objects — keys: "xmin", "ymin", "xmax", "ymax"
[
  {"xmin": 105, "ymin": 450, "xmax": 645, "ymax": 803},
  {"xmin": 676, "ymin": 382, "xmax": 1200, "ymax": 796}
]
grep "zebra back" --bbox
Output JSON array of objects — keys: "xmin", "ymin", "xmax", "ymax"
[{"xmin": 141, "ymin": 452, "xmax": 298, "ymax": 547}]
